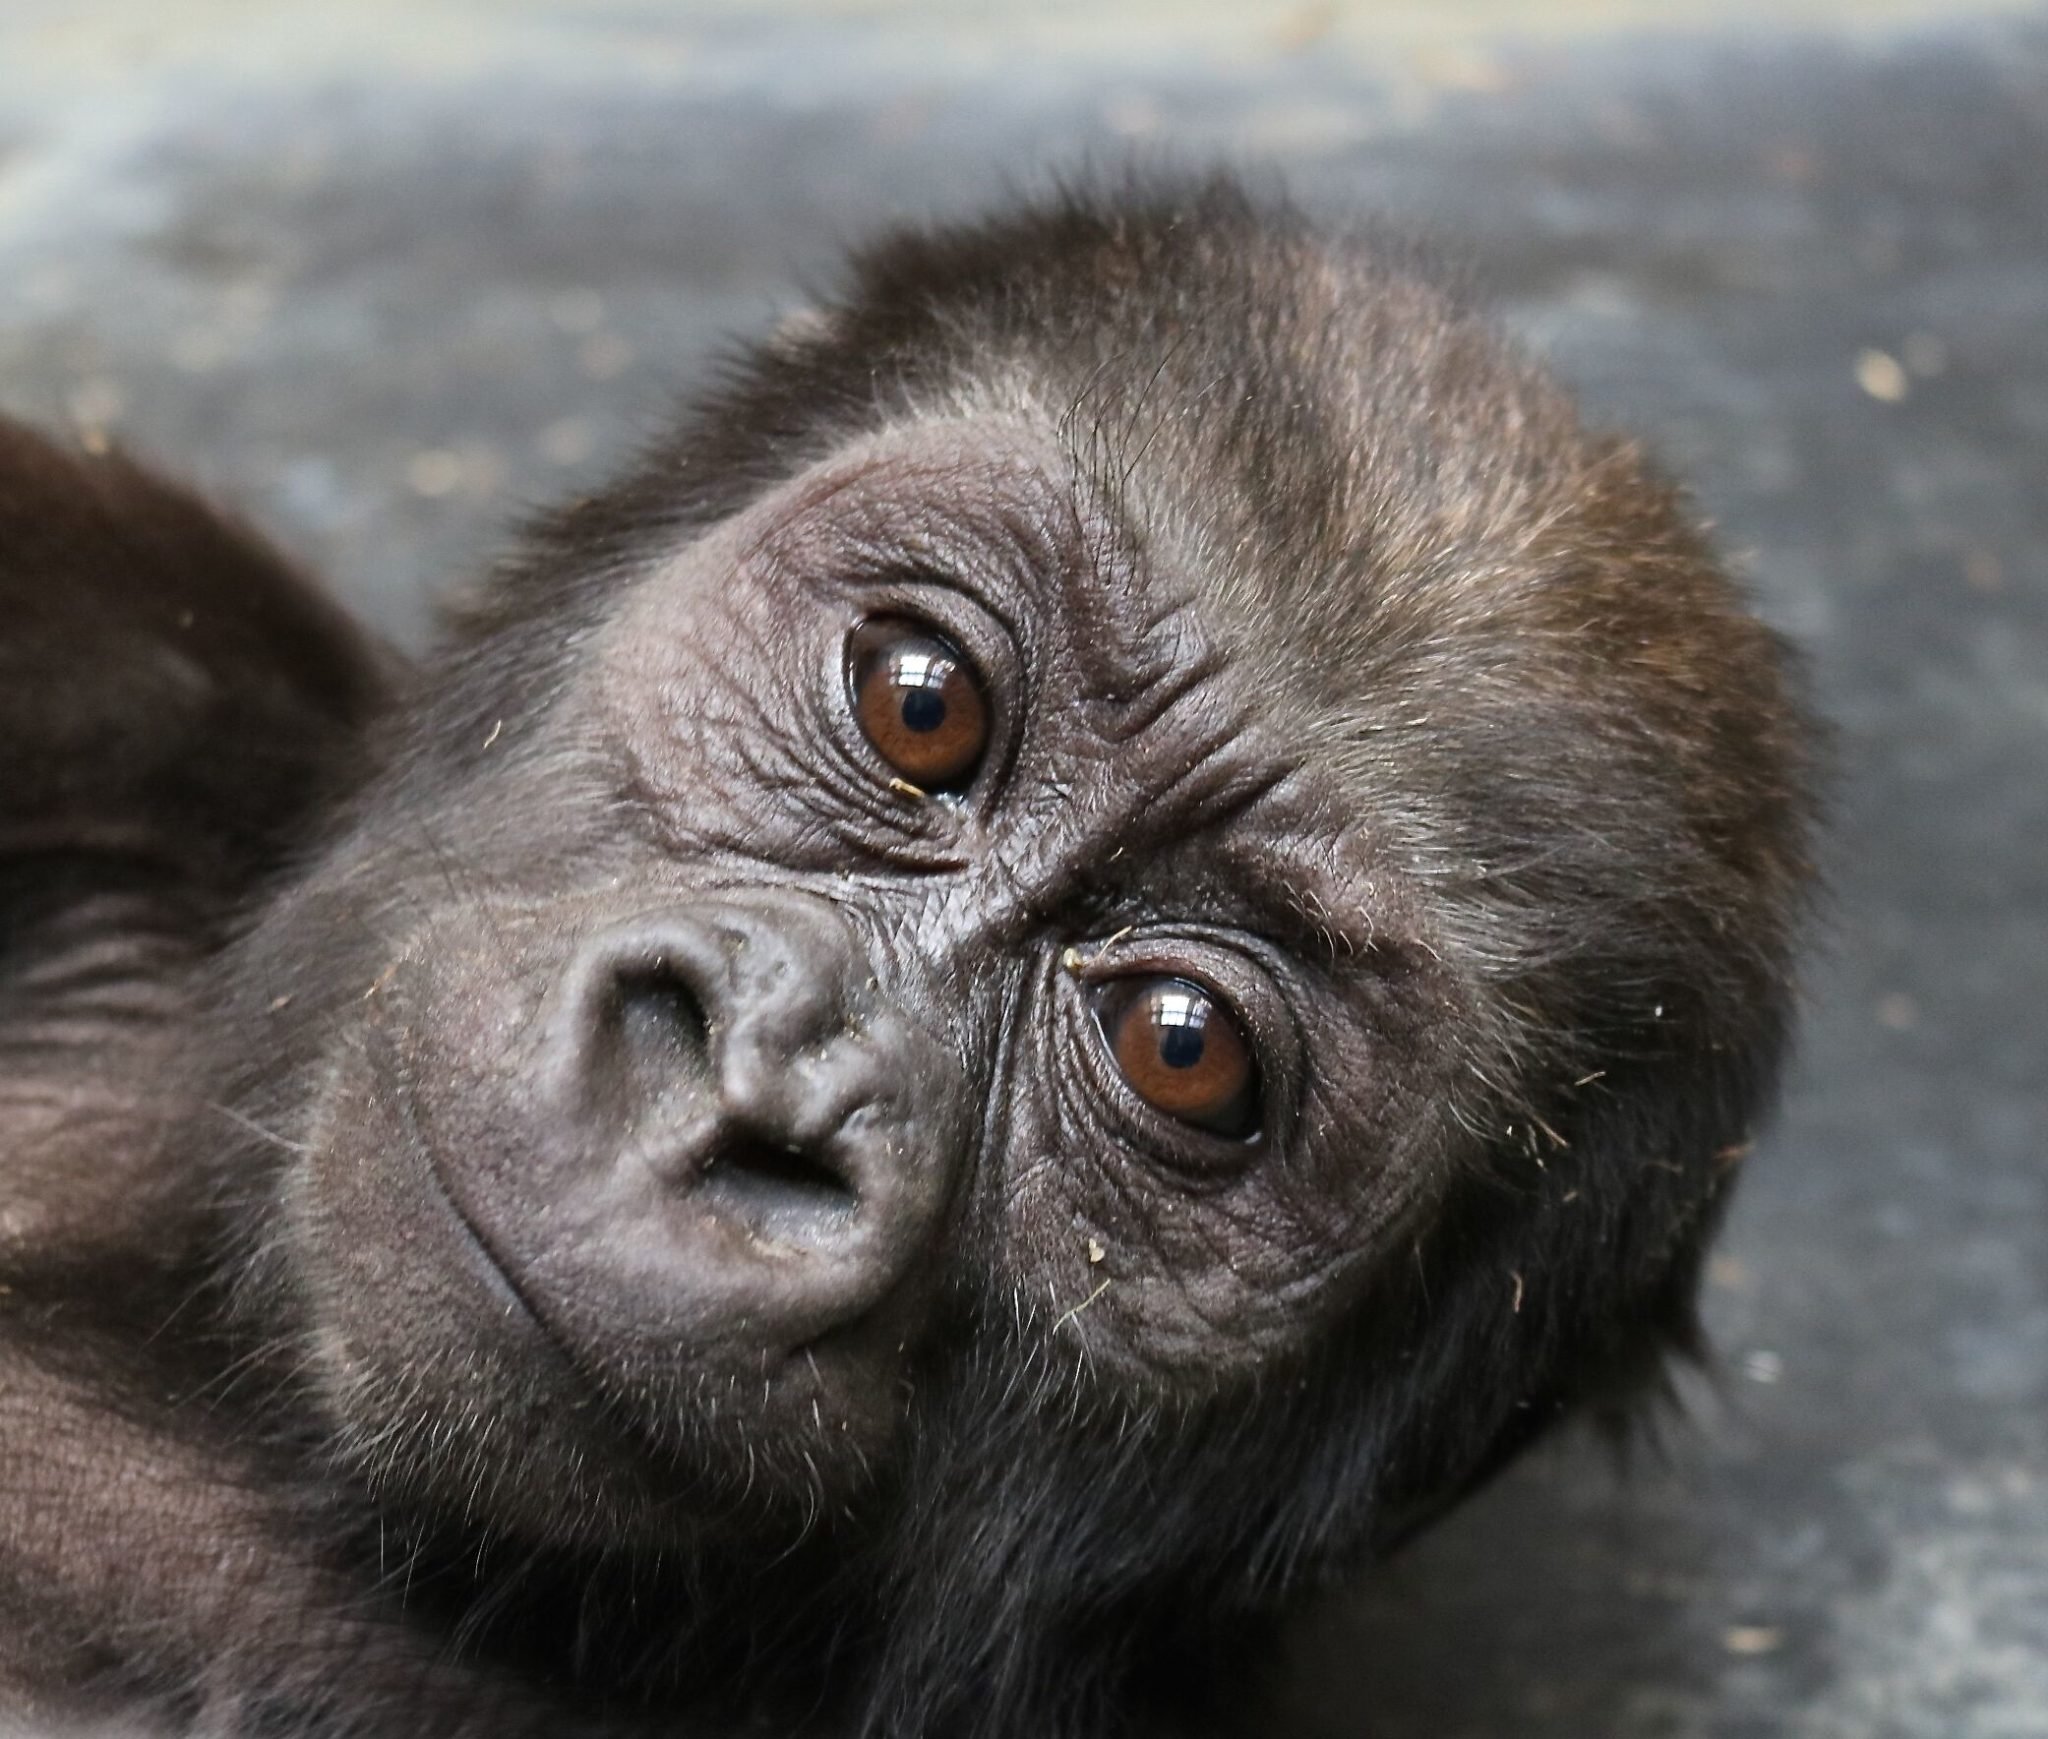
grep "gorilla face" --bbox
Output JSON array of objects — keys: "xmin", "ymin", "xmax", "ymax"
[{"xmin": 276, "ymin": 419, "xmax": 1458, "ymax": 1549}]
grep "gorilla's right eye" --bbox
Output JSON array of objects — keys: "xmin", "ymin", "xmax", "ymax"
[{"xmin": 846, "ymin": 618, "xmax": 990, "ymax": 791}]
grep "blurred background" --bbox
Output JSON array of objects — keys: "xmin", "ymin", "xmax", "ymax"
[{"xmin": 1, "ymin": 3, "xmax": 2042, "ymax": 1734}]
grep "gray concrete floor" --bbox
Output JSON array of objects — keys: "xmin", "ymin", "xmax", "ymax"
[{"xmin": 2, "ymin": 4, "xmax": 2043, "ymax": 1734}]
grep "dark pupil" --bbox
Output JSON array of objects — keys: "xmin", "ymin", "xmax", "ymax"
[
  {"xmin": 900, "ymin": 683, "xmax": 947, "ymax": 734},
  {"xmin": 1159, "ymin": 1019, "xmax": 1206, "ymax": 1071}
]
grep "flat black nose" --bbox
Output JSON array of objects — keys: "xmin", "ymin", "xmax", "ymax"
[
  {"xmin": 604, "ymin": 911, "xmax": 869, "ymax": 1243},
  {"xmin": 538, "ymin": 896, "xmax": 960, "ymax": 1343}
]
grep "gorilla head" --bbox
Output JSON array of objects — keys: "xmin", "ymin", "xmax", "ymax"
[{"xmin": 0, "ymin": 178, "xmax": 1815, "ymax": 1738}]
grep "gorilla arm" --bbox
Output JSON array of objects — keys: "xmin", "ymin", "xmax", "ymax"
[{"xmin": 0, "ymin": 418, "xmax": 387, "ymax": 1281}]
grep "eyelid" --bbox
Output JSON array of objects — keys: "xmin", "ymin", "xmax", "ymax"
[
  {"xmin": 840, "ymin": 575, "xmax": 1023, "ymax": 702},
  {"xmin": 1064, "ymin": 932, "xmax": 1283, "ymax": 1040}
]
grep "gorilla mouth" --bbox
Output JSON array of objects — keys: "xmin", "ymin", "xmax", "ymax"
[
  {"xmin": 399, "ymin": 1074, "xmax": 917, "ymax": 1474},
  {"xmin": 694, "ymin": 1133, "xmax": 861, "ymax": 1242}
]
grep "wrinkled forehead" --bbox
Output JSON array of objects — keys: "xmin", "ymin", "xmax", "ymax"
[
  {"xmin": 726, "ymin": 407, "xmax": 1233, "ymax": 717},
  {"xmin": 719, "ymin": 410, "xmax": 1411, "ymax": 943}
]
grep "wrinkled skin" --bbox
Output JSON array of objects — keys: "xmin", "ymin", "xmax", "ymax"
[{"xmin": 0, "ymin": 180, "xmax": 1817, "ymax": 1737}]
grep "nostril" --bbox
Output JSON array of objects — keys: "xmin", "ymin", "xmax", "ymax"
[
  {"xmin": 699, "ymin": 1135, "xmax": 859, "ymax": 1246},
  {"xmin": 548, "ymin": 941, "xmax": 717, "ymax": 1132},
  {"xmin": 616, "ymin": 963, "xmax": 709, "ymax": 1067}
]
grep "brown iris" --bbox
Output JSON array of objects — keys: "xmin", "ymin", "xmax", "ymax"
[
  {"xmin": 847, "ymin": 618, "xmax": 989, "ymax": 791},
  {"xmin": 1097, "ymin": 976, "xmax": 1259, "ymax": 1137}
]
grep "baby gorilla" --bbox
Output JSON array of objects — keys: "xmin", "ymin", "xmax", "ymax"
[{"xmin": 0, "ymin": 179, "xmax": 1816, "ymax": 1737}]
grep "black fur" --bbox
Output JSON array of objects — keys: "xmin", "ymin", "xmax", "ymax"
[{"xmin": 0, "ymin": 178, "xmax": 1817, "ymax": 1737}]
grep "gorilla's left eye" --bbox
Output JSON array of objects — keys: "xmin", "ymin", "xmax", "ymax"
[
  {"xmin": 846, "ymin": 618, "xmax": 989, "ymax": 791},
  {"xmin": 1094, "ymin": 976, "xmax": 1260, "ymax": 1138}
]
